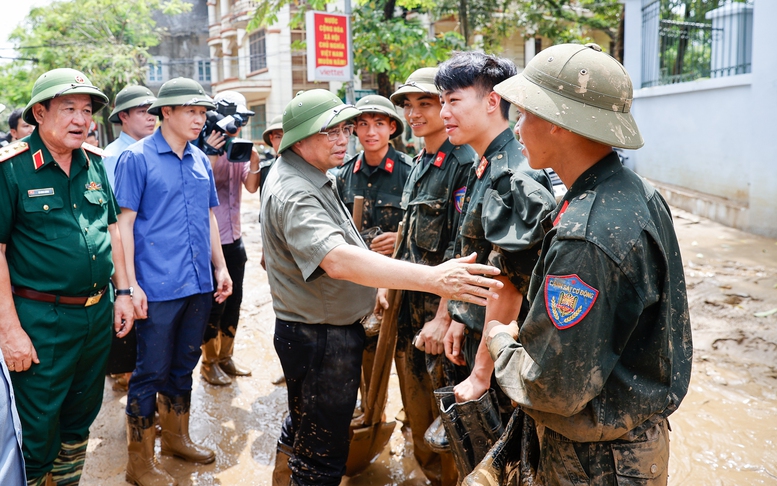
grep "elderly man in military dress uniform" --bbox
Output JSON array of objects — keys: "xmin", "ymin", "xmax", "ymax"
[
  {"xmin": 483, "ymin": 43, "xmax": 693, "ymax": 485},
  {"xmin": 0, "ymin": 68, "xmax": 135, "ymax": 486}
]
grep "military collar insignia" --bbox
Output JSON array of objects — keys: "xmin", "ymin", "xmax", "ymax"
[
  {"xmin": 433, "ymin": 151, "xmax": 445, "ymax": 168},
  {"xmin": 475, "ymin": 156, "xmax": 489, "ymax": 179},
  {"xmin": 553, "ymin": 200, "xmax": 570, "ymax": 226},
  {"xmin": 85, "ymin": 181, "xmax": 102, "ymax": 190},
  {"xmin": 545, "ymin": 274, "xmax": 598, "ymax": 330},
  {"xmin": 384, "ymin": 157, "xmax": 395, "ymax": 173},
  {"xmin": 33, "ymin": 149, "xmax": 45, "ymax": 170}
]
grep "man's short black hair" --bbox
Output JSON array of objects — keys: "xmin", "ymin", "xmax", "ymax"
[
  {"xmin": 435, "ymin": 51, "xmax": 517, "ymax": 120},
  {"xmin": 8, "ymin": 108, "xmax": 23, "ymax": 130}
]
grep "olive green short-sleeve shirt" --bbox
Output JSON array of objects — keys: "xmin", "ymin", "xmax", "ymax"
[
  {"xmin": 0, "ymin": 131, "xmax": 118, "ymax": 295},
  {"xmin": 260, "ymin": 150, "xmax": 376, "ymax": 325}
]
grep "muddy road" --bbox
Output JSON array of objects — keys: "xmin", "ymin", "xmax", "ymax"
[{"xmin": 81, "ymin": 192, "xmax": 777, "ymax": 485}]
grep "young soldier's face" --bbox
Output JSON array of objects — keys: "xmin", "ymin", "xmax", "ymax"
[
  {"xmin": 514, "ymin": 107, "xmax": 554, "ymax": 170},
  {"xmin": 354, "ymin": 113, "xmax": 394, "ymax": 154},
  {"xmin": 439, "ymin": 86, "xmax": 488, "ymax": 147},
  {"xmin": 402, "ymin": 93, "xmax": 444, "ymax": 139}
]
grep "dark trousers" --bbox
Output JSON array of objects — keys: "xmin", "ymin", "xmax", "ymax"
[
  {"xmin": 204, "ymin": 238, "xmax": 247, "ymax": 341},
  {"xmin": 275, "ymin": 319, "xmax": 365, "ymax": 486},
  {"xmin": 10, "ymin": 295, "xmax": 112, "ymax": 478},
  {"xmin": 127, "ymin": 293, "xmax": 212, "ymax": 417}
]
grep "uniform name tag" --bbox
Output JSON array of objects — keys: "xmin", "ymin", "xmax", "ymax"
[
  {"xmin": 28, "ymin": 188, "xmax": 55, "ymax": 197},
  {"xmin": 545, "ymin": 274, "xmax": 598, "ymax": 330}
]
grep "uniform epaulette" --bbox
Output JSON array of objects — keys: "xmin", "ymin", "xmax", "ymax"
[
  {"xmin": 82, "ymin": 142, "xmax": 105, "ymax": 158},
  {"xmin": 0, "ymin": 141, "xmax": 30, "ymax": 163},
  {"xmin": 398, "ymin": 152, "xmax": 414, "ymax": 166},
  {"xmin": 451, "ymin": 144, "xmax": 476, "ymax": 165},
  {"xmin": 556, "ymin": 191, "xmax": 596, "ymax": 241}
]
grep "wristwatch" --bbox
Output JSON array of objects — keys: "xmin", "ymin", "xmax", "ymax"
[{"xmin": 115, "ymin": 287, "xmax": 133, "ymax": 298}]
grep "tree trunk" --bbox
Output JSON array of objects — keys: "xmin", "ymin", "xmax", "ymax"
[{"xmin": 459, "ymin": 0, "xmax": 469, "ymax": 46}]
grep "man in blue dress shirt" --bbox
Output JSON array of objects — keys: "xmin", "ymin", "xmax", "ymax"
[
  {"xmin": 102, "ymin": 85, "xmax": 157, "ymax": 186},
  {"xmin": 114, "ymin": 78, "xmax": 232, "ymax": 486}
]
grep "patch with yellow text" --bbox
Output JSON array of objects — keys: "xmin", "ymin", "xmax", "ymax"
[{"xmin": 545, "ymin": 274, "xmax": 598, "ymax": 330}]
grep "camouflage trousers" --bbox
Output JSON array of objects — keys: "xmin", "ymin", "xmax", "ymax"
[
  {"xmin": 537, "ymin": 419, "xmax": 669, "ymax": 486},
  {"xmin": 26, "ymin": 438, "xmax": 89, "ymax": 486}
]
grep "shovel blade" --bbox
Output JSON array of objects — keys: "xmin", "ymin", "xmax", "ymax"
[{"xmin": 345, "ymin": 420, "xmax": 396, "ymax": 477}]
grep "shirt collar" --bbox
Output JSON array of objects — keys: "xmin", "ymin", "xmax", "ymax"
[
  {"xmin": 482, "ymin": 128, "xmax": 516, "ymax": 160},
  {"xmin": 118, "ymin": 131, "xmax": 137, "ymax": 146},
  {"xmin": 27, "ymin": 128, "xmax": 90, "ymax": 171},
  {"xmin": 280, "ymin": 149, "xmax": 334, "ymax": 189},
  {"xmin": 151, "ymin": 127, "xmax": 195, "ymax": 158}
]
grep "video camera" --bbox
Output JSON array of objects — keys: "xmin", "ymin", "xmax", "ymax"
[{"xmin": 197, "ymin": 99, "xmax": 255, "ymax": 162}]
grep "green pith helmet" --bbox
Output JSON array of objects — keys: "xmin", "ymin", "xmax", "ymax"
[
  {"xmin": 279, "ymin": 89, "xmax": 360, "ymax": 153},
  {"xmin": 147, "ymin": 77, "xmax": 215, "ymax": 116},
  {"xmin": 355, "ymin": 95, "xmax": 404, "ymax": 139},
  {"xmin": 262, "ymin": 115, "xmax": 284, "ymax": 146},
  {"xmin": 494, "ymin": 43, "xmax": 643, "ymax": 150},
  {"xmin": 389, "ymin": 67, "xmax": 439, "ymax": 106},
  {"xmin": 109, "ymin": 85, "xmax": 157, "ymax": 124},
  {"xmin": 23, "ymin": 68, "xmax": 109, "ymax": 126}
]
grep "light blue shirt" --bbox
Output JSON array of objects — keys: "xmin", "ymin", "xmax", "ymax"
[
  {"xmin": 114, "ymin": 128, "xmax": 219, "ymax": 302},
  {"xmin": 103, "ymin": 131, "xmax": 138, "ymax": 187},
  {"xmin": 0, "ymin": 349, "xmax": 26, "ymax": 485}
]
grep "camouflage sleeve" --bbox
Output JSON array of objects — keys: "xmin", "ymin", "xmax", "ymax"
[
  {"xmin": 490, "ymin": 238, "xmax": 646, "ymax": 418},
  {"xmin": 484, "ymin": 172, "xmax": 555, "ymax": 294}
]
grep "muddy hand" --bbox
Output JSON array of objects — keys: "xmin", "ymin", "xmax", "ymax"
[{"xmin": 434, "ymin": 252, "xmax": 502, "ymax": 305}]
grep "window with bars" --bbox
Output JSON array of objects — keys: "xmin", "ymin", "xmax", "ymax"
[
  {"xmin": 197, "ymin": 60, "xmax": 212, "ymax": 82},
  {"xmin": 147, "ymin": 61, "xmax": 163, "ymax": 83},
  {"xmin": 291, "ymin": 30, "xmax": 324, "ymax": 92},
  {"xmin": 250, "ymin": 30, "xmax": 267, "ymax": 73}
]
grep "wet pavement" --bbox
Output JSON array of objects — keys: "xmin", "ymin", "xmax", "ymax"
[{"xmin": 81, "ymin": 193, "xmax": 777, "ymax": 485}]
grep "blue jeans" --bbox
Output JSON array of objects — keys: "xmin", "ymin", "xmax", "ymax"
[
  {"xmin": 127, "ymin": 294, "xmax": 212, "ymax": 417},
  {"xmin": 275, "ymin": 319, "xmax": 365, "ymax": 486}
]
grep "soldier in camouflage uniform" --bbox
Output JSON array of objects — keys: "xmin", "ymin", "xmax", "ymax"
[
  {"xmin": 435, "ymin": 52, "xmax": 556, "ymax": 408},
  {"xmin": 382, "ymin": 68, "xmax": 475, "ymax": 486},
  {"xmin": 483, "ymin": 43, "xmax": 693, "ymax": 485},
  {"xmin": 336, "ymin": 95, "xmax": 413, "ymax": 255}
]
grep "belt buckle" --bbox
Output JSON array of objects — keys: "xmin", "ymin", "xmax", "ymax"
[{"xmin": 85, "ymin": 293, "xmax": 102, "ymax": 307}]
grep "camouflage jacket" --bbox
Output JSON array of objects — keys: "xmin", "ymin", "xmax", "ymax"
[
  {"xmin": 490, "ymin": 153, "xmax": 693, "ymax": 442},
  {"xmin": 336, "ymin": 145, "xmax": 413, "ymax": 233},
  {"xmin": 395, "ymin": 140, "xmax": 476, "ymax": 343},
  {"xmin": 448, "ymin": 128, "xmax": 556, "ymax": 333}
]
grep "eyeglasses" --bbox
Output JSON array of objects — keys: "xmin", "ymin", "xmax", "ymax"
[{"xmin": 320, "ymin": 124, "xmax": 354, "ymax": 142}]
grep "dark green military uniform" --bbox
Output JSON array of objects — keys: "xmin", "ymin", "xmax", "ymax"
[
  {"xmin": 0, "ymin": 130, "xmax": 118, "ymax": 479},
  {"xmin": 394, "ymin": 140, "xmax": 475, "ymax": 485},
  {"xmin": 336, "ymin": 145, "xmax": 413, "ymax": 235},
  {"xmin": 490, "ymin": 153, "xmax": 692, "ymax": 484},
  {"xmin": 448, "ymin": 128, "xmax": 555, "ymax": 362}
]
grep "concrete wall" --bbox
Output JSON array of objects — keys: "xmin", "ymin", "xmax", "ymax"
[{"xmin": 623, "ymin": 0, "xmax": 777, "ymax": 237}]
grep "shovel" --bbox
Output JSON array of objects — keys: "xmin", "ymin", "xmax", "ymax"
[{"xmin": 345, "ymin": 223, "xmax": 404, "ymax": 476}]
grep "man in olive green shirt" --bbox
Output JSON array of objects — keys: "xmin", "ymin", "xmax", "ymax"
[
  {"xmin": 0, "ymin": 68, "xmax": 134, "ymax": 486},
  {"xmin": 261, "ymin": 89, "xmax": 505, "ymax": 486}
]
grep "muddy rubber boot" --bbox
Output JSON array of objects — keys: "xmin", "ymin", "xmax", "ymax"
[
  {"xmin": 424, "ymin": 415, "xmax": 450, "ymax": 453},
  {"xmin": 50, "ymin": 438, "xmax": 88, "ymax": 485},
  {"xmin": 218, "ymin": 332, "xmax": 252, "ymax": 376},
  {"xmin": 157, "ymin": 394, "xmax": 216, "ymax": 464},
  {"xmin": 200, "ymin": 337, "xmax": 232, "ymax": 386},
  {"xmin": 125, "ymin": 414, "xmax": 177, "ymax": 486},
  {"xmin": 272, "ymin": 440, "xmax": 293, "ymax": 486}
]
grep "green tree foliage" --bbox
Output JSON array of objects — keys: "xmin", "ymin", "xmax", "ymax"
[
  {"xmin": 249, "ymin": 0, "xmax": 464, "ymax": 99},
  {"xmin": 0, "ymin": 0, "xmax": 191, "ymax": 142}
]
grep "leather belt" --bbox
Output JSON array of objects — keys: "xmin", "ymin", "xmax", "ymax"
[{"xmin": 12, "ymin": 286, "xmax": 108, "ymax": 307}]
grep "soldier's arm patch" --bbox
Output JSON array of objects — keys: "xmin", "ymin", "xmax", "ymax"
[
  {"xmin": 454, "ymin": 186, "xmax": 466, "ymax": 213},
  {"xmin": 544, "ymin": 274, "xmax": 598, "ymax": 330}
]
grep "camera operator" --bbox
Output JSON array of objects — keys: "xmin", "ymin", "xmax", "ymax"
[{"xmin": 199, "ymin": 91, "xmax": 261, "ymax": 386}]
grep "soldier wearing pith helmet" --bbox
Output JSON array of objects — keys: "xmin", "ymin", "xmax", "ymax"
[
  {"xmin": 113, "ymin": 77, "xmax": 232, "ymax": 486},
  {"xmin": 0, "ymin": 67, "xmax": 135, "ymax": 486},
  {"xmin": 478, "ymin": 43, "xmax": 692, "ymax": 485},
  {"xmin": 261, "ymin": 89, "xmax": 505, "ymax": 486}
]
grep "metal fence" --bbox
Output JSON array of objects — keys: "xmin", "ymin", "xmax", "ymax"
[{"xmin": 641, "ymin": 0, "xmax": 754, "ymax": 88}]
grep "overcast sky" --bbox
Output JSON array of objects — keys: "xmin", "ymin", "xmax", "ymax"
[{"xmin": 1, "ymin": 0, "xmax": 54, "ymax": 64}]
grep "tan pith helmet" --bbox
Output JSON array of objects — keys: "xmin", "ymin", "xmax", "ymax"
[
  {"xmin": 279, "ymin": 89, "xmax": 360, "ymax": 153},
  {"xmin": 355, "ymin": 95, "xmax": 404, "ymax": 139},
  {"xmin": 262, "ymin": 115, "xmax": 283, "ymax": 146},
  {"xmin": 390, "ymin": 67, "xmax": 439, "ymax": 106},
  {"xmin": 109, "ymin": 85, "xmax": 156, "ymax": 124},
  {"xmin": 494, "ymin": 43, "xmax": 643, "ymax": 149},
  {"xmin": 23, "ymin": 68, "xmax": 109, "ymax": 126}
]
